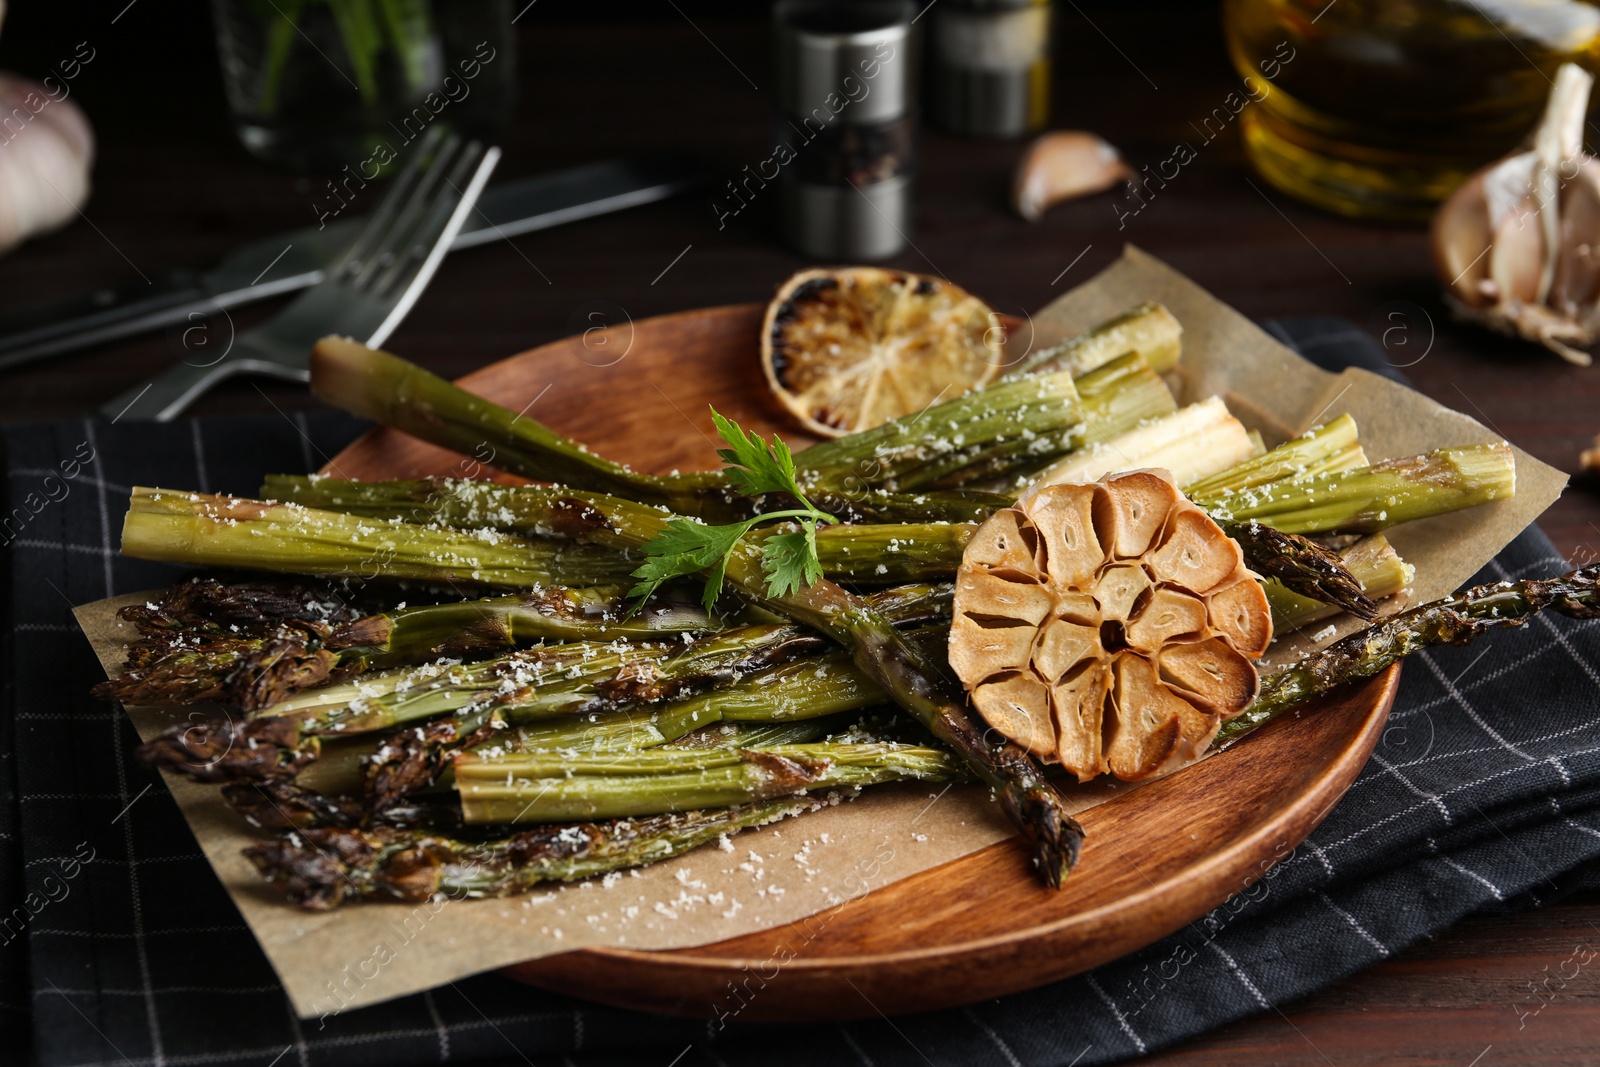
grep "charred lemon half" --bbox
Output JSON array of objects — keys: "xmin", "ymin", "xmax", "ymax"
[{"xmin": 761, "ymin": 267, "xmax": 1004, "ymax": 438}]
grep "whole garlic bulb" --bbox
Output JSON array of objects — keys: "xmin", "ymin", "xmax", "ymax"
[
  {"xmin": 0, "ymin": 71, "xmax": 95, "ymax": 256},
  {"xmin": 1432, "ymin": 63, "xmax": 1600, "ymax": 366}
]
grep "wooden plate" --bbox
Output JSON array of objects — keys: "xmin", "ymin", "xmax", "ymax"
[{"xmin": 325, "ymin": 304, "xmax": 1400, "ymax": 1021}]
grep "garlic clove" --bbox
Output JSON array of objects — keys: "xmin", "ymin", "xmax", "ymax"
[
  {"xmin": 1124, "ymin": 587, "xmax": 1208, "ymax": 652},
  {"xmin": 1486, "ymin": 197, "xmax": 1546, "ymax": 305},
  {"xmin": 1157, "ymin": 637, "xmax": 1259, "ymax": 718},
  {"xmin": 1103, "ymin": 652, "xmax": 1185, "ymax": 781},
  {"xmin": 971, "ymin": 671, "xmax": 1057, "ymax": 758},
  {"xmin": 1552, "ymin": 160, "xmax": 1600, "ymax": 317},
  {"xmin": 1581, "ymin": 432, "xmax": 1600, "ymax": 473},
  {"xmin": 955, "ymin": 566, "xmax": 1056, "ymax": 625},
  {"xmin": 1033, "ymin": 618, "xmax": 1101, "ymax": 683},
  {"xmin": 962, "ymin": 505, "xmax": 1043, "ymax": 579},
  {"xmin": 1012, "ymin": 131, "xmax": 1134, "ymax": 222},
  {"xmin": 1092, "ymin": 468, "xmax": 1179, "ymax": 559},
  {"xmin": 1050, "ymin": 664, "xmax": 1111, "ymax": 783},
  {"xmin": 1030, "ymin": 482, "xmax": 1106, "ymax": 588},
  {"xmin": 1206, "ymin": 576, "xmax": 1273, "ymax": 657},
  {"xmin": 1146, "ymin": 507, "xmax": 1243, "ymax": 595},
  {"xmin": 1433, "ymin": 170, "xmax": 1496, "ymax": 304},
  {"xmin": 1091, "ymin": 562, "xmax": 1150, "ymax": 622},
  {"xmin": 0, "ymin": 72, "xmax": 95, "ymax": 256},
  {"xmin": 1481, "ymin": 152, "xmax": 1539, "ymax": 228},
  {"xmin": 948, "ymin": 610, "xmax": 1037, "ymax": 679}
]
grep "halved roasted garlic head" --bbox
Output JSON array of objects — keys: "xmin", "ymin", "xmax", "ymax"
[{"xmin": 948, "ymin": 470, "xmax": 1271, "ymax": 782}]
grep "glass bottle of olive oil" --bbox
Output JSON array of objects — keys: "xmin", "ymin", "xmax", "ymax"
[{"xmin": 1223, "ymin": 0, "xmax": 1600, "ymax": 221}]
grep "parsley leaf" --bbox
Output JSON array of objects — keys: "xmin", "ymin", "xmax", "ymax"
[
  {"xmin": 761, "ymin": 521, "xmax": 822, "ymax": 599},
  {"xmin": 628, "ymin": 518, "xmax": 750, "ymax": 611},
  {"xmin": 630, "ymin": 409, "xmax": 838, "ymax": 612},
  {"xmin": 711, "ymin": 407, "xmax": 809, "ymax": 503}
]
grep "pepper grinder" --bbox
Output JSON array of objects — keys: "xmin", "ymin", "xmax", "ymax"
[
  {"xmin": 929, "ymin": 0, "xmax": 1051, "ymax": 138},
  {"xmin": 772, "ymin": 0, "xmax": 919, "ymax": 260}
]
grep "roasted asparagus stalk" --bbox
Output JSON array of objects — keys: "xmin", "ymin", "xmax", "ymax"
[
  {"xmin": 1186, "ymin": 415, "xmax": 1366, "ymax": 497},
  {"xmin": 244, "ymin": 797, "xmax": 832, "ymax": 910},
  {"xmin": 99, "ymin": 579, "xmax": 711, "ymax": 710},
  {"xmin": 121, "ymin": 488, "xmax": 638, "ymax": 588},
  {"xmin": 1219, "ymin": 564, "xmax": 1600, "ymax": 747},
  {"xmin": 1004, "ymin": 301, "xmax": 1183, "ymax": 379},
  {"xmin": 455, "ymin": 740, "xmax": 966, "ymax": 822},
  {"xmin": 1194, "ymin": 444, "xmax": 1517, "ymax": 535},
  {"xmin": 310, "ymin": 336, "xmax": 1088, "ymax": 513}
]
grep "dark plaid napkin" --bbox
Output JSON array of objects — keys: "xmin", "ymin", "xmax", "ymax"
[{"xmin": 3, "ymin": 322, "xmax": 1599, "ymax": 1067}]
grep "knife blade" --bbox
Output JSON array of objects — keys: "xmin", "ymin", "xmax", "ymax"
[{"xmin": 0, "ymin": 153, "xmax": 705, "ymax": 371}]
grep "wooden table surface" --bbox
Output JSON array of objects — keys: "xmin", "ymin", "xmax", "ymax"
[{"xmin": 2, "ymin": 5, "xmax": 1598, "ymax": 1065}]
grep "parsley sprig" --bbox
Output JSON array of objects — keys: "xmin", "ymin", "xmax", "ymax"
[{"xmin": 628, "ymin": 409, "xmax": 837, "ymax": 610}]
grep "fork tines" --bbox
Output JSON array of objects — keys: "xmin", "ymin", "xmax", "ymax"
[{"xmin": 336, "ymin": 128, "xmax": 491, "ymax": 301}]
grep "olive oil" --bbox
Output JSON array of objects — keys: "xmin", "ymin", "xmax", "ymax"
[{"xmin": 1223, "ymin": 0, "xmax": 1600, "ymax": 221}]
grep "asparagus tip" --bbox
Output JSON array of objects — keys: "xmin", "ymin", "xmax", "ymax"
[
  {"xmin": 1231, "ymin": 521, "xmax": 1381, "ymax": 621},
  {"xmin": 364, "ymin": 714, "xmax": 501, "ymax": 814},
  {"xmin": 1000, "ymin": 784, "xmax": 1084, "ymax": 889},
  {"xmin": 223, "ymin": 779, "xmax": 364, "ymax": 831},
  {"xmin": 243, "ymin": 828, "xmax": 386, "ymax": 911},
  {"xmin": 135, "ymin": 715, "xmax": 317, "ymax": 784}
]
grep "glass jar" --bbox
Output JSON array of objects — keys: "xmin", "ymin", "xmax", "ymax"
[
  {"xmin": 211, "ymin": 0, "xmax": 516, "ymax": 173},
  {"xmin": 1223, "ymin": 0, "xmax": 1600, "ymax": 221},
  {"xmin": 929, "ymin": 0, "xmax": 1052, "ymax": 138}
]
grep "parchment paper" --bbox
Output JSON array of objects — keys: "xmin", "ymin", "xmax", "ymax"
[{"xmin": 71, "ymin": 246, "xmax": 1567, "ymax": 1018}]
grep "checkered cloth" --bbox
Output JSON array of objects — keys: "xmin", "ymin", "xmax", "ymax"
[{"xmin": 3, "ymin": 322, "xmax": 1598, "ymax": 1067}]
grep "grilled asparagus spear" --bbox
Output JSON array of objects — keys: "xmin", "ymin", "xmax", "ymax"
[
  {"xmin": 1194, "ymin": 444, "xmax": 1517, "ymax": 535},
  {"xmin": 1218, "ymin": 564, "xmax": 1600, "ymax": 747},
  {"xmin": 455, "ymin": 740, "xmax": 966, "ymax": 822},
  {"xmin": 309, "ymin": 336, "xmax": 1088, "ymax": 515},
  {"xmin": 244, "ymin": 798, "xmax": 831, "ymax": 910},
  {"xmin": 99, "ymin": 579, "xmax": 711, "ymax": 710},
  {"xmin": 1003, "ymin": 301, "xmax": 1183, "ymax": 379},
  {"xmin": 120, "ymin": 488, "xmax": 638, "ymax": 588}
]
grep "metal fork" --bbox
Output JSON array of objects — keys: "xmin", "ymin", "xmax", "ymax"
[{"xmin": 101, "ymin": 127, "xmax": 501, "ymax": 422}]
